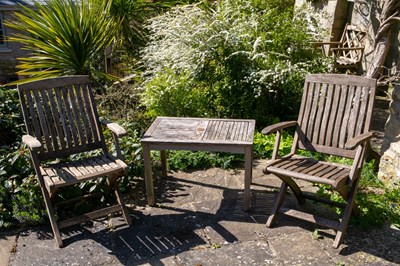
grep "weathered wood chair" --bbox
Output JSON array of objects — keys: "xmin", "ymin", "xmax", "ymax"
[
  {"xmin": 18, "ymin": 76, "xmax": 132, "ymax": 247},
  {"xmin": 262, "ymin": 74, "xmax": 376, "ymax": 248},
  {"xmin": 316, "ymin": 24, "xmax": 366, "ymax": 70}
]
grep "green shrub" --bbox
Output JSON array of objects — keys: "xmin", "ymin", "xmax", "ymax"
[
  {"xmin": 140, "ymin": 0, "xmax": 332, "ymax": 126},
  {"xmin": 6, "ymin": 0, "xmax": 116, "ymax": 82},
  {"xmin": 0, "ymin": 86, "xmax": 44, "ymax": 228}
]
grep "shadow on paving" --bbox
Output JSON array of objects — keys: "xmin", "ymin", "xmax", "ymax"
[
  {"xmin": 9, "ymin": 167, "xmax": 400, "ymax": 265},
  {"xmin": 108, "ymin": 175, "xmax": 277, "ymax": 265}
]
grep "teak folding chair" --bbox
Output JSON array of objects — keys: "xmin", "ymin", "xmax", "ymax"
[
  {"xmin": 18, "ymin": 76, "xmax": 132, "ymax": 247},
  {"xmin": 315, "ymin": 24, "xmax": 366, "ymax": 70},
  {"xmin": 262, "ymin": 74, "xmax": 376, "ymax": 248}
]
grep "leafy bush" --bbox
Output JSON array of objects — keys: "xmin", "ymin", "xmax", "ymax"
[
  {"xmin": 0, "ymin": 86, "xmax": 44, "ymax": 228},
  {"xmin": 140, "ymin": 0, "xmax": 332, "ymax": 127}
]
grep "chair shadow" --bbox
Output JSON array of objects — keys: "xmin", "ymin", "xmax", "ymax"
[
  {"xmin": 46, "ymin": 171, "xmax": 274, "ymax": 264},
  {"xmin": 18, "ymin": 169, "xmax": 400, "ymax": 265}
]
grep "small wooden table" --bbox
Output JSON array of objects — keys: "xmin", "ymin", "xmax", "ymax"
[{"xmin": 141, "ymin": 116, "xmax": 255, "ymax": 211}]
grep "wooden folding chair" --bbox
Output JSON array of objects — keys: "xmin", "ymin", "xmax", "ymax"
[
  {"xmin": 315, "ymin": 24, "xmax": 366, "ymax": 70},
  {"xmin": 262, "ymin": 74, "xmax": 376, "ymax": 248},
  {"xmin": 18, "ymin": 76, "xmax": 132, "ymax": 247}
]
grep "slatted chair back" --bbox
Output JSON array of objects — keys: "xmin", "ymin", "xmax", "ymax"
[
  {"xmin": 334, "ymin": 24, "xmax": 366, "ymax": 68},
  {"xmin": 293, "ymin": 74, "xmax": 376, "ymax": 159},
  {"xmin": 18, "ymin": 76, "xmax": 107, "ymax": 161}
]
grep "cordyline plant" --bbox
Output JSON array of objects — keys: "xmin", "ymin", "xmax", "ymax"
[{"xmin": 5, "ymin": 0, "xmax": 116, "ymax": 82}]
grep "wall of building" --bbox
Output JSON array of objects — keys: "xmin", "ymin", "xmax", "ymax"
[{"xmin": 0, "ymin": 7, "xmax": 31, "ymax": 84}]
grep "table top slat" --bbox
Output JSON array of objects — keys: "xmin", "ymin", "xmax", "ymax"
[{"xmin": 142, "ymin": 117, "xmax": 255, "ymax": 145}]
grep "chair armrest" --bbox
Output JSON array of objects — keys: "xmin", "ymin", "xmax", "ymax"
[
  {"xmin": 22, "ymin": 135, "xmax": 41, "ymax": 151},
  {"xmin": 331, "ymin": 47, "xmax": 364, "ymax": 52},
  {"xmin": 312, "ymin": 41, "xmax": 342, "ymax": 46},
  {"xmin": 100, "ymin": 119, "xmax": 127, "ymax": 137},
  {"xmin": 262, "ymin": 121, "xmax": 297, "ymax": 135},
  {"xmin": 345, "ymin": 132, "xmax": 374, "ymax": 149}
]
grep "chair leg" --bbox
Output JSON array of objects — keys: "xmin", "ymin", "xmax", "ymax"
[
  {"xmin": 279, "ymin": 175, "xmax": 305, "ymax": 204},
  {"xmin": 266, "ymin": 182, "xmax": 288, "ymax": 227},
  {"xmin": 41, "ymin": 187, "xmax": 63, "ymax": 248},
  {"xmin": 333, "ymin": 179, "xmax": 359, "ymax": 248},
  {"xmin": 107, "ymin": 175, "xmax": 132, "ymax": 226},
  {"xmin": 114, "ymin": 186, "xmax": 132, "ymax": 225}
]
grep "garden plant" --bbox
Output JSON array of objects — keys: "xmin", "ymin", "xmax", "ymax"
[{"xmin": 0, "ymin": 0, "xmax": 398, "ymax": 234}]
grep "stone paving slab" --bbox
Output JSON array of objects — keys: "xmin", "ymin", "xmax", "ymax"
[
  {"xmin": 4, "ymin": 159, "xmax": 400, "ymax": 265},
  {"xmin": 0, "ymin": 233, "xmax": 16, "ymax": 266}
]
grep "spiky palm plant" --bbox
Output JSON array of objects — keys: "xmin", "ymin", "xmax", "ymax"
[{"xmin": 6, "ymin": 0, "xmax": 116, "ymax": 82}]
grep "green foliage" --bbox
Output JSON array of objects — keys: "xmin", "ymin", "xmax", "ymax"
[
  {"xmin": 253, "ymin": 131, "xmax": 293, "ymax": 158},
  {"xmin": 0, "ymin": 86, "xmax": 24, "ymax": 146},
  {"xmin": 109, "ymin": 0, "xmax": 184, "ymax": 57},
  {"xmin": 140, "ymin": 0, "xmax": 332, "ymax": 126},
  {"xmin": 315, "ymin": 159, "xmax": 400, "ymax": 229},
  {"xmin": 164, "ymin": 130, "xmax": 292, "ymax": 171},
  {"xmin": 105, "ymin": 120, "xmax": 145, "ymax": 190},
  {"xmin": 6, "ymin": 0, "xmax": 116, "ymax": 82},
  {"xmin": 0, "ymin": 86, "xmax": 44, "ymax": 228},
  {"xmin": 311, "ymin": 229, "xmax": 322, "ymax": 240},
  {"xmin": 142, "ymin": 69, "xmax": 210, "ymax": 118},
  {"xmin": 167, "ymin": 151, "xmax": 239, "ymax": 171}
]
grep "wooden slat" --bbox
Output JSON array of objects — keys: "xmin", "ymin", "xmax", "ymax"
[
  {"xmin": 47, "ymin": 87, "xmax": 67, "ymax": 150},
  {"xmin": 307, "ymin": 82, "xmax": 320, "ymax": 141},
  {"xmin": 318, "ymin": 83, "xmax": 334, "ymax": 145},
  {"xmin": 304, "ymin": 163, "xmax": 331, "ymax": 176},
  {"xmin": 26, "ymin": 92, "xmax": 43, "ymax": 144},
  {"xmin": 300, "ymin": 82, "xmax": 314, "ymax": 138},
  {"xmin": 314, "ymin": 165, "xmax": 338, "ymax": 178},
  {"xmin": 58, "ymin": 204, "xmax": 122, "ymax": 229},
  {"xmin": 61, "ymin": 85, "xmax": 80, "ymax": 147},
  {"xmin": 355, "ymin": 86, "xmax": 370, "ymax": 136},
  {"xmin": 33, "ymin": 90, "xmax": 53, "ymax": 151},
  {"xmin": 68, "ymin": 84, "xmax": 86, "ymax": 145},
  {"xmin": 18, "ymin": 75, "xmax": 90, "ymax": 91},
  {"xmin": 325, "ymin": 84, "xmax": 340, "ymax": 146},
  {"xmin": 72, "ymin": 161, "xmax": 91, "ymax": 176},
  {"xmin": 332, "ymin": 85, "xmax": 347, "ymax": 147},
  {"xmin": 81, "ymin": 83, "xmax": 100, "ymax": 143},
  {"xmin": 19, "ymin": 93, "xmax": 34, "ymax": 136},
  {"xmin": 231, "ymin": 122, "xmax": 240, "ymax": 141},
  {"xmin": 40, "ymin": 89, "xmax": 60, "ymax": 152},
  {"xmin": 267, "ymin": 156, "xmax": 350, "ymax": 187},
  {"xmin": 286, "ymin": 159, "xmax": 317, "ymax": 172},
  {"xmin": 338, "ymin": 85, "xmax": 355, "ymax": 148},
  {"xmin": 42, "ymin": 155, "xmax": 125, "ymax": 189},
  {"xmin": 281, "ymin": 208, "xmax": 340, "ymax": 230},
  {"xmin": 54, "ymin": 88, "xmax": 73, "ymax": 149},
  {"xmin": 312, "ymin": 83, "xmax": 327, "ymax": 144},
  {"xmin": 225, "ymin": 121, "xmax": 234, "ymax": 141},
  {"xmin": 75, "ymin": 84, "xmax": 92, "ymax": 144},
  {"xmin": 351, "ymin": 86, "xmax": 363, "ymax": 139}
]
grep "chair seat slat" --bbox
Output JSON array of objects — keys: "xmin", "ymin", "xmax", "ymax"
[
  {"xmin": 266, "ymin": 156, "xmax": 351, "ymax": 189},
  {"xmin": 42, "ymin": 154, "xmax": 126, "ymax": 189}
]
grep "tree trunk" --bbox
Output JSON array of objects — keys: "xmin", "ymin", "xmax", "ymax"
[{"xmin": 366, "ymin": 0, "xmax": 399, "ymax": 79}]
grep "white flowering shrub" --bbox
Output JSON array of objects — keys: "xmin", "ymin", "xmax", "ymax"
[{"xmin": 140, "ymin": 0, "xmax": 332, "ymax": 125}]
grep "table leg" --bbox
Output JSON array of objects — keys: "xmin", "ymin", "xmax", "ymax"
[
  {"xmin": 160, "ymin": 150, "xmax": 168, "ymax": 177},
  {"xmin": 142, "ymin": 143, "xmax": 155, "ymax": 206},
  {"xmin": 244, "ymin": 145, "xmax": 253, "ymax": 211}
]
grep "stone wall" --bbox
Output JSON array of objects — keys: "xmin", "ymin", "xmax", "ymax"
[
  {"xmin": 0, "ymin": 8, "xmax": 31, "ymax": 84},
  {"xmin": 379, "ymin": 83, "xmax": 400, "ymax": 187}
]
